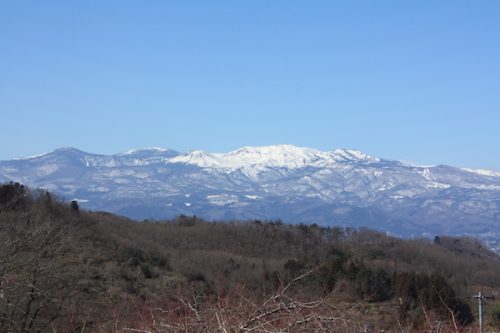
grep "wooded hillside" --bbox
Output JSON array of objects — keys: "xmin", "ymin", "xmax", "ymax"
[{"xmin": 1, "ymin": 182, "xmax": 499, "ymax": 332}]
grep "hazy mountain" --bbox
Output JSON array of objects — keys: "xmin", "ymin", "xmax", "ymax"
[{"xmin": 1, "ymin": 145, "xmax": 499, "ymax": 251}]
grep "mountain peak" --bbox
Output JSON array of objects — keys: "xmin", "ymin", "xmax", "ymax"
[
  {"xmin": 12, "ymin": 147, "xmax": 88, "ymax": 162},
  {"xmin": 54, "ymin": 147, "xmax": 86, "ymax": 154},
  {"xmin": 225, "ymin": 144, "xmax": 327, "ymax": 169},
  {"xmin": 169, "ymin": 150, "xmax": 223, "ymax": 168}
]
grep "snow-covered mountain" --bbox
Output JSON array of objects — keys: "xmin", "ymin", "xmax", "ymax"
[{"xmin": 1, "ymin": 145, "xmax": 500, "ymax": 251}]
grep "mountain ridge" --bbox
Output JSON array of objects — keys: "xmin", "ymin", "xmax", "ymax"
[
  {"xmin": 9, "ymin": 145, "xmax": 500, "ymax": 175},
  {"xmin": 1, "ymin": 145, "xmax": 499, "ymax": 252}
]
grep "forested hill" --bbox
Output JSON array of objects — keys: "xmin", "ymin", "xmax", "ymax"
[{"xmin": 1, "ymin": 182, "xmax": 500, "ymax": 332}]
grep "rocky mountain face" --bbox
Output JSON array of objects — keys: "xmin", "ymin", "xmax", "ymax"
[{"xmin": 1, "ymin": 145, "xmax": 499, "ymax": 251}]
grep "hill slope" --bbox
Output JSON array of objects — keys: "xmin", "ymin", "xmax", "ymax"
[{"xmin": 1, "ymin": 184, "xmax": 500, "ymax": 331}]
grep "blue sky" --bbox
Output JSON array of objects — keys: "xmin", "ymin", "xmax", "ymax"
[{"xmin": 1, "ymin": 1, "xmax": 499, "ymax": 169}]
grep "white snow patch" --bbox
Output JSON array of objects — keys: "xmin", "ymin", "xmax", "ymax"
[
  {"xmin": 207, "ymin": 194, "xmax": 239, "ymax": 206},
  {"xmin": 332, "ymin": 149, "xmax": 380, "ymax": 163},
  {"xmin": 83, "ymin": 156, "xmax": 120, "ymax": 168},
  {"xmin": 476, "ymin": 184, "xmax": 500, "ymax": 190},
  {"xmin": 378, "ymin": 182, "xmax": 396, "ymax": 191},
  {"xmin": 418, "ymin": 168, "xmax": 433, "ymax": 181},
  {"xmin": 426, "ymin": 182, "xmax": 451, "ymax": 189},
  {"xmin": 14, "ymin": 152, "xmax": 50, "ymax": 160},
  {"xmin": 122, "ymin": 147, "xmax": 167, "ymax": 155},
  {"xmin": 462, "ymin": 168, "xmax": 500, "ymax": 178},
  {"xmin": 72, "ymin": 198, "xmax": 89, "ymax": 203},
  {"xmin": 169, "ymin": 151, "xmax": 224, "ymax": 168}
]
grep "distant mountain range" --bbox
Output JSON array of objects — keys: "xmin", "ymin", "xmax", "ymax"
[{"xmin": 1, "ymin": 145, "xmax": 499, "ymax": 251}]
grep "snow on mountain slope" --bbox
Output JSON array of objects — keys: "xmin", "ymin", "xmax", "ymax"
[
  {"xmin": 168, "ymin": 145, "xmax": 380, "ymax": 172},
  {"xmin": 462, "ymin": 168, "xmax": 500, "ymax": 178},
  {"xmin": 169, "ymin": 150, "xmax": 225, "ymax": 168},
  {"xmin": 1, "ymin": 145, "xmax": 500, "ymax": 252}
]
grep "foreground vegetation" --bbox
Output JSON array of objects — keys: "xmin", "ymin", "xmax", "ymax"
[{"xmin": 1, "ymin": 182, "xmax": 500, "ymax": 332}]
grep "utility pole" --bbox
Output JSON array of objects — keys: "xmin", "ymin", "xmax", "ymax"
[
  {"xmin": 474, "ymin": 292, "xmax": 485, "ymax": 333},
  {"xmin": 473, "ymin": 292, "xmax": 495, "ymax": 333}
]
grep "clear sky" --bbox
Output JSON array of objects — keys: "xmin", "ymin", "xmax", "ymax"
[{"xmin": 1, "ymin": 1, "xmax": 499, "ymax": 170}]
